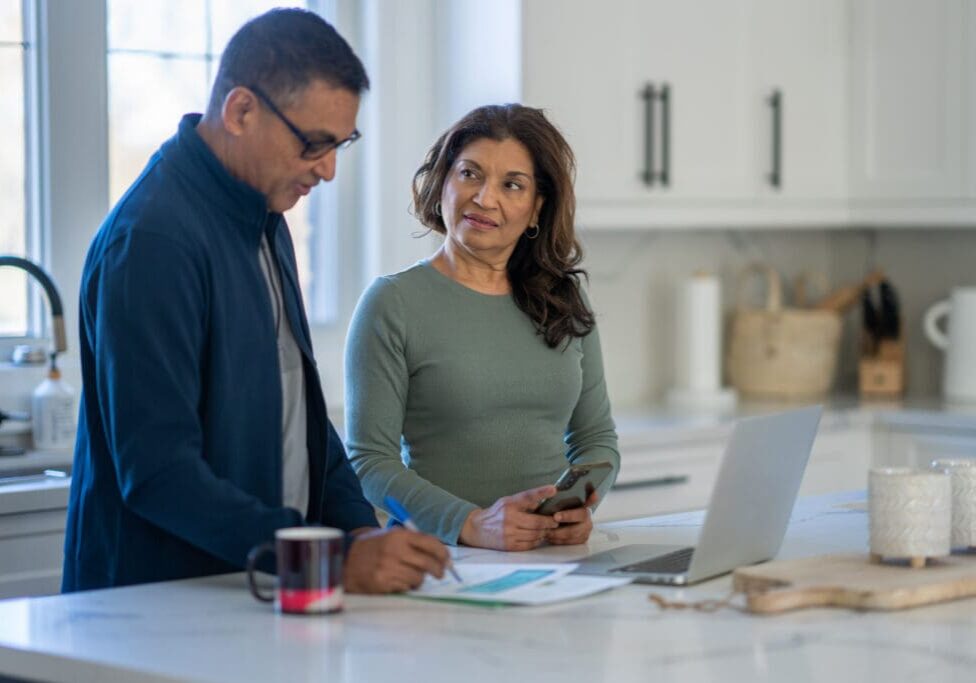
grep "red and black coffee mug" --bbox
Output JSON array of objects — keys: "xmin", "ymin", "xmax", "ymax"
[{"xmin": 246, "ymin": 527, "xmax": 344, "ymax": 615}]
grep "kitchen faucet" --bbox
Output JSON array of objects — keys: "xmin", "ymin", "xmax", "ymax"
[
  {"xmin": 0, "ymin": 255, "xmax": 67, "ymax": 357},
  {"xmin": 0, "ymin": 256, "xmax": 68, "ymax": 456}
]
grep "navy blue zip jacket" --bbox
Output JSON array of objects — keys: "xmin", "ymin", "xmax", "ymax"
[{"xmin": 62, "ymin": 114, "xmax": 378, "ymax": 592}]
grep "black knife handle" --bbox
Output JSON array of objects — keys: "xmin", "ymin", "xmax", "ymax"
[
  {"xmin": 879, "ymin": 280, "xmax": 901, "ymax": 339},
  {"xmin": 862, "ymin": 290, "xmax": 880, "ymax": 353}
]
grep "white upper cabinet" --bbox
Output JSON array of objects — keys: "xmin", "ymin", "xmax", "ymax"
[
  {"xmin": 750, "ymin": 0, "xmax": 849, "ymax": 202},
  {"xmin": 520, "ymin": 0, "xmax": 849, "ymax": 228},
  {"xmin": 849, "ymin": 0, "xmax": 965, "ymax": 202},
  {"xmin": 969, "ymin": 3, "xmax": 976, "ymax": 199},
  {"xmin": 637, "ymin": 2, "xmax": 754, "ymax": 201},
  {"xmin": 520, "ymin": 0, "xmax": 646, "ymax": 207},
  {"xmin": 502, "ymin": 1, "xmax": 976, "ymax": 228}
]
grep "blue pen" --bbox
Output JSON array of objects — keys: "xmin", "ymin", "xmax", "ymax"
[{"xmin": 384, "ymin": 495, "xmax": 463, "ymax": 583}]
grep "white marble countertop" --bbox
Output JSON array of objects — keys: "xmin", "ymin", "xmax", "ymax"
[
  {"xmin": 1, "ymin": 490, "xmax": 974, "ymax": 683},
  {"xmin": 0, "ymin": 449, "xmax": 72, "ymax": 516},
  {"xmin": 612, "ymin": 395, "xmax": 976, "ymax": 447}
]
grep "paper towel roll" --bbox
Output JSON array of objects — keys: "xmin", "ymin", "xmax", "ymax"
[
  {"xmin": 674, "ymin": 273, "xmax": 721, "ymax": 392},
  {"xmin": 667, "ymin": 272, "xmax": 736, "ymax": 413}
]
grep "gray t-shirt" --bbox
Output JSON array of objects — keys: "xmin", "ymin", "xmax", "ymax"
[
  {"xmin": 344, "ymin": 260, "xmax": 619, "ymax": 543},
  {"xmin": 259, "ymin": 235, "xmax": 309, "ymax": 517}
]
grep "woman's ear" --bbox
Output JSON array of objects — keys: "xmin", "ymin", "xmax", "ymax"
[{"xmin": 532, "ymin": 195, "xmax": 545, "ymax": 226}]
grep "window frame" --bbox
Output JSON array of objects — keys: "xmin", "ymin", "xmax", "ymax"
[
  {"xmin": 3, "ymin": 0, "xmax": 370, "ymax": 409},
  {"xmin": 0, "ymin": 0, "xmax": 42, "ymax": 353},
  {"xmin": 102, "ymin": 0, "xmax": 350, "ymax": 327}
]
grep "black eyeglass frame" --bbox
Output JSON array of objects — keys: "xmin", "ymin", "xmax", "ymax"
[{"xmin": 248, "ymin": 84, "xmax": 361, "ymax": 160}]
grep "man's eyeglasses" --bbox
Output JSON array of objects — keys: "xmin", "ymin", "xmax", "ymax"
[{"xmin": 249, "ymin": 84, "xmax": 361, "ymax": 160}]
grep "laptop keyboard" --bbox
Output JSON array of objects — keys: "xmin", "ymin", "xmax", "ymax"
[{"xmin": 614, "ymin": 547, "xmax": 695, "ymax": 575}]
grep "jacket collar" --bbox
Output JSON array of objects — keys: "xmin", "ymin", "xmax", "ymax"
[{"xmin": 162, "ymin": 113, "xmax": 276, "ymax": 245}]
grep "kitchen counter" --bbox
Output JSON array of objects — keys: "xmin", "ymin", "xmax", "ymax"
[
  {"xmin": 1, "ymin": 395, "xmax": 975, "ymax": 600},
  {"xmin": 613, "ymin": 395, "xmax": 976, "ymax": 446},
  {"xmin": 0, "ymin": 450, "xmax": 73, "ymax": 476},
  {"xmin": 595, "ymin": 396, "xmax": 976, "ymax": 523},
  {"xmin": 1, "ymin": 490, "xmax": 974, "ymax": 683},
  {"xmin": 0, "ymin": 449, "xmax": 72, "ymax": 516}
]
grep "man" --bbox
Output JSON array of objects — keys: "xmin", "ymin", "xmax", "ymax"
[{"xmin": 63, "ymin": 9, "xmax": 448, "ymax": 593}]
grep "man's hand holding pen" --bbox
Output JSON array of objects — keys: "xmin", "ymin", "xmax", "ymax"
[{"xmin": 344, "ymin": 527, "xmax": 450, "ymax": 594}]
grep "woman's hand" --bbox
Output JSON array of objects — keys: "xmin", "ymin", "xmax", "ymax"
[
  {"xmin": 459, "ymin": 485, "xmax": 559, "ymax": 551},
  {"xmin": 545, "ymin": 491, "xmax": 599, "ymax": 545}
]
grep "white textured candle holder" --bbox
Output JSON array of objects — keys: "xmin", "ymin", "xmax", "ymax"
[
  {"xmin": 869, "ymin": 467, "xmax": 951, "ymax": 568},
  {"xmin": 930, "ymin": 459, "xmax": 976, "ymax": 550}
]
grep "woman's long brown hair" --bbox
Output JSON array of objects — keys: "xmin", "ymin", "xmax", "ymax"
[{"xmin": 412, "ymin": 104, "xmax": 594, "ymax": 348}]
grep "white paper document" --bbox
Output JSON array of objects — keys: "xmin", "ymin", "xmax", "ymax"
[{"xmin": 408, "ymin": 563, "xmax": 632, "ymax": 606}]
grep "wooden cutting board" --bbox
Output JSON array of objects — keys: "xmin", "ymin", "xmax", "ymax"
[{"xmin": 732, "ymin": 553, "xmax": 976, "ymax": 614}]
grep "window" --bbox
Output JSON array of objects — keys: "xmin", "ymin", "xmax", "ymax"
[
  {"xmin": 0, "ymin": 1, "xmax": 36, "ymax": 337},
  {"xmin": 107, "ymin": 0, "xmax": 340, "ymax": 323}
]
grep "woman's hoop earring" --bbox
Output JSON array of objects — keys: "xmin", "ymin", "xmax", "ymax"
[
  {"xmin": 525, "ymin": 224, "xmax": 540, "ymax": 239},
  {"xmin": 434, "ymin": 202, "xmax": 442, "ymax": 217}
]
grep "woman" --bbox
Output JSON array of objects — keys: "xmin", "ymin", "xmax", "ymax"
[{"xmin": 345, "ymin": 104, "xmax": 619, "ymax": 551}]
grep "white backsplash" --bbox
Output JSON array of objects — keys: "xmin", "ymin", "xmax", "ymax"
[
  {"xmin": 0, "ymin": 358, "xmax": 81, "ymax": 413},
  {"xmin": 581, "ymin": 228, "xmax": 976, "ymax": 409},
  {"xmin": 4, "ymin": 229, "xmax": 973, "ymax": 419}
]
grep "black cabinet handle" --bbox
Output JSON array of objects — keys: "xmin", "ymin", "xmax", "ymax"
[
  {"xmin": 612, "ymin": 474, "xmax": 689, "ymax": 491},
  {"xmin": 768, "ymin": 89, "xmax": 782, "ymax": 189},
  {"xmin": 640, "ymin": 83, "xmax": 655, "ymax": 186},
  {"xmin": 658, "ymin": 83, "xmax": 671, "ymax": 187}
]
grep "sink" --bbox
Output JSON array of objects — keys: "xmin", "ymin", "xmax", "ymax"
[{"xmin": 0, "ymin": 467, "xmax": 70, "ymax": 486}]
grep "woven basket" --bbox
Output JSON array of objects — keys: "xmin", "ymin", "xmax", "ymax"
[{"xmin": 726, "ymin": 263, "xmax": 842, "ymax": 399}]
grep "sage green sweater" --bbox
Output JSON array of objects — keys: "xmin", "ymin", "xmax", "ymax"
[{"xmin": 344, "ymin": 261, "xmax": 620, "ymax": 544}]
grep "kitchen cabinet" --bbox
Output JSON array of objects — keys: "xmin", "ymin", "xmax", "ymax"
[
  {"xmin": 633, "ymin": 3, "xmax": 755, "ymax": 202},
  {"xmin": 0, "ymin": 478, "xmax": 69, "ymax": 599},
  {"xmin": 750, "ymin": 0, "xmax": 849, "ymax": 201},
  {"xmin": 596, "ymin": 416, "xmax": 870, "ymax": 522},
  {"xmin": 594, "ymin": 434, "xmax": 725, "ymax": 522},
  {"xmin": 799, "ymin": 419, "xmax": 872, "ymax": 495},
  {"xmin": 520, "ymin": 0, "xmax": 849, "ymax": 229},
  {"xmin": 848, "ymin": 0, "xmax": 966, "ymax": 206},
  {"xmin": 519, "ymin": 0, "xmax": 645, "ymax": 210},
  {"xmin": 872, "ymin": 416, "xmax": 976, "ymax": 469}
]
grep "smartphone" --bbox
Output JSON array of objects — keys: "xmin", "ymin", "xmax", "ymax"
[{"xmin": 534, "ymin": 462, "xmax": 614, "ymax": 516}]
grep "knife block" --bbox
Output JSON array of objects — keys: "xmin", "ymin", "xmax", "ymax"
[{"xmin": 859, "ymin": 335, "xmax": 905, "ymax": 398}]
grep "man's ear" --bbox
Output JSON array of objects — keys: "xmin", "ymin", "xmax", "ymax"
[{"xmin": 222, "ymin": 86, "xmax": 258, "ymax": 137}]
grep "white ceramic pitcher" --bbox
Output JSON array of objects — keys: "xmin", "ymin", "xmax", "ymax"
[{"xmin": 924, "ymin": 287, "xmax": 976, "ymax": 403}]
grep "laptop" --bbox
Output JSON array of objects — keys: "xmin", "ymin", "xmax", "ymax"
[{"xmin": 574, "ymin": 405, "xmax": 822, "ymax": 585}]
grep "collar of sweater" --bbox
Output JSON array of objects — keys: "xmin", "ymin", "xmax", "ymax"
[{"xmin": 162, "ymin": 113, "xmax": 278, "ymax": 247}]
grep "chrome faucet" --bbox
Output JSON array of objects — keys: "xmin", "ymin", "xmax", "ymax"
[{"xmin": 0, "ymin": 255, "xmax": 67, "ymax": 356}]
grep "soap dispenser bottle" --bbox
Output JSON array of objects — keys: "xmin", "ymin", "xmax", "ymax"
[{"xmin": 31, "ymin": 353, "xmax": 76, "ymax": 451}]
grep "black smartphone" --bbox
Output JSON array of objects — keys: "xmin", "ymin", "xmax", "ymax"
[{"xmin": 534, "ymin": 461, "xmax": 614, "ymax": 516}]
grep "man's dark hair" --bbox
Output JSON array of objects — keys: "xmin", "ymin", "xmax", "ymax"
[{"xmin": 207, "ymin": 8, "xmax": 369, "ymax": 116}]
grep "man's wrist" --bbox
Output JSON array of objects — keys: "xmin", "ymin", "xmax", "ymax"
[{"xmin": 343, "ymin": 526, "xmax": 379, "ymax": 553}]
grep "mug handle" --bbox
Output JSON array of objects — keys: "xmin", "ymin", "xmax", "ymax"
[
  {"xmin": 923, "ymin": 300, "xmax": 951, "ymax": 351},
  {"xmin": 246, "ymin": 542, "xmax": 276, "ymax": 603}
]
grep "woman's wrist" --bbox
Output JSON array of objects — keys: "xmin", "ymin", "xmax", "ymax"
[{"xmin": 459, "ymin": 508, "xmax": 483, "ymax": 546}]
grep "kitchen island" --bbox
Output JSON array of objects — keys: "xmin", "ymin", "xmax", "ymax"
[{"xmin": 0, "ymin": 490, "xmax": 973, "ymax": 683}]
